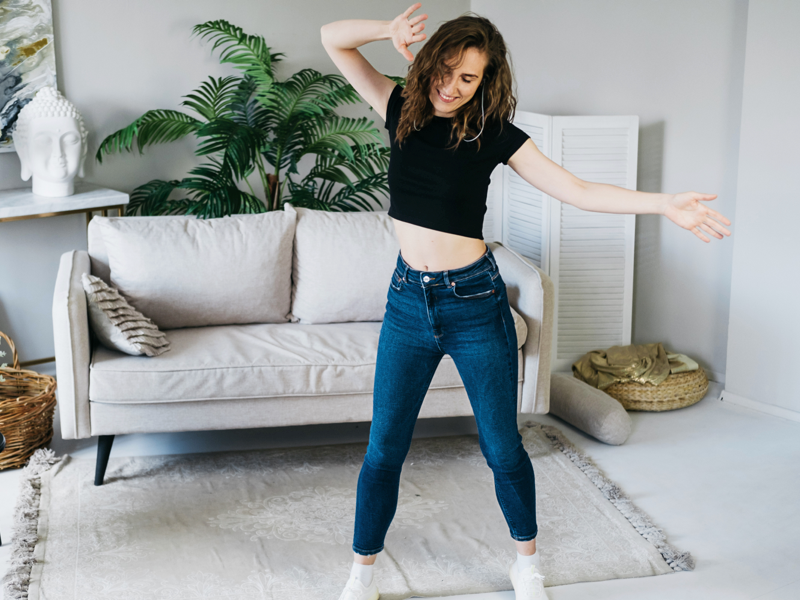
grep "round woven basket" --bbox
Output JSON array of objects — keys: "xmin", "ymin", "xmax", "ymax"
[
  {"xmin": 0, "ymin": 331, "xmax": 57, "ymax": 470},
  {"xmin": 604, "ymin": 367, "xmax": 709, "ymax": 411}
]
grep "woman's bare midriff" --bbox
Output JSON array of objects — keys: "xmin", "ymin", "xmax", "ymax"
[{"xmin": 391, "ymin": 218, "xmax": 488, "ymax": 272}]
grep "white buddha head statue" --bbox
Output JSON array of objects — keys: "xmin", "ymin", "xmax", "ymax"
[{"xmin": 14, "ymin": 86, "xmax": 88, "ymax": 197}]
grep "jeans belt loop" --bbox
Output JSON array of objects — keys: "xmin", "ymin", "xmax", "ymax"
[{"xmin": 487, "ymin": 247, "xmax": 497, "ymax": 272}]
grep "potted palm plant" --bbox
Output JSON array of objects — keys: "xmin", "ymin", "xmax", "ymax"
[{"xmin": 96, "ymin": 20, "xmax": 402, "ymax": 218}]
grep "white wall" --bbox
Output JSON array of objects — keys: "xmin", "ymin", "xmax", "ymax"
[
  {"xmin": 0, "ymin": 0, "xmax": 469, "ymax": 371},
  {"xmin": 4, "ymin": 1, "xmax": 783, "ymax": 398},
  {"xmin": 472, "ymin": 0, "xmax": 748, "ymax": 383},
  {"xmin": 724, "ymin": 0, "xmax": 800, "ymax": 415}
]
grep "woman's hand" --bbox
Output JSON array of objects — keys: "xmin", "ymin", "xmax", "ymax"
[
  {"xmin": 663, "ymin": 192, "xmax": 732, "ymax": 242},
  {"xmin": 389, "ymin": 3, "xmax": 428, "ymax": 61}
]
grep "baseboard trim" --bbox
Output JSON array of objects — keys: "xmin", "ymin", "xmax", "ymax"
[
  {"xmin": 718, "ymin": 389, "xmax": 800, "ymax": 424},
  {"xmin": 707, "ymin": 370, "xmax": 725, "ymax": 385}
]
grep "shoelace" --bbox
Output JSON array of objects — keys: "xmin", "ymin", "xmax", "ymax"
[{"xmin": 519, "ymin": 566, "xmax": 546, "ymax": 596}]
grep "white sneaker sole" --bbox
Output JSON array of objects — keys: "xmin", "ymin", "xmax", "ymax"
[{"xmin": 338, "ymin": 582, "xmax": 380, "ymax": 600}]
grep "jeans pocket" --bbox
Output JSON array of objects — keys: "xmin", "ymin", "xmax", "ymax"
[
  {"xmin": 390, "ymin": 270, "xmax": 405, "ymax": 292},
  {"xmin": 451, "ymin": 270, "xmax": 496, "ymax": 299}
]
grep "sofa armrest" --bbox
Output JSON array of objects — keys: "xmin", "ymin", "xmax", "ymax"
[
  {"xmin": 487, "ymin": 241, "xmax": 554, "ymax": 414},
  {"xmin": 52, "ymin": 250, "xmax": 92, "ymax": 439}
]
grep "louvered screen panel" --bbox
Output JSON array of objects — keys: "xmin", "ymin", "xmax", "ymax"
[
  {"xmin": 549, "ymin": 117, "xmax": 639, "ymax": 371},
  {"xmin": 500, "ymin": 112, "xmax": 552, "ymax": 271},
  {"xmin": 483, "ymin": 163, "xmax": 503, "ymax": 242}
]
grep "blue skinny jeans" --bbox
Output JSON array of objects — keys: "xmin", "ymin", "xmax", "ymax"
[{"xmin": 352, "ymin": 244, "xmax": 538, "ymax": 556}]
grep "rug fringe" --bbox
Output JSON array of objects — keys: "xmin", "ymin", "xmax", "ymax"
[
  {"xmin": 531, "ymin": 422, "xmax": 696, "ymax": 572},
  {"xmin": 1, "ymin": 447, "xmax": 65, "ymax": 600}
]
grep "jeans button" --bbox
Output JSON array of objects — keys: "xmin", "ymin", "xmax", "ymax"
[{"xmin": 423, "ymin": 275, "xmax": 430, "ymax": 282}]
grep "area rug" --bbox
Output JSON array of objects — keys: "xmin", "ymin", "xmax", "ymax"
[{"xmin": 2, "ymin": 421, "xmax": 694, "ymax": 600}]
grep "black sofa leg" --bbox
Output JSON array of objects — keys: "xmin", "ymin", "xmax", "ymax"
[{"xmin": 94, "ymin": 434, "xmax": 115, "ymax": 486}]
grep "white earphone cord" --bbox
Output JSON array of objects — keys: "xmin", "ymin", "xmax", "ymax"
[{"xmin": 413, "ymin": 84, "xmax": 485, "ymax": 141}]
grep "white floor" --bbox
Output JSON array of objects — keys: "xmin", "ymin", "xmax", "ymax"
[{"xmin": 1, "ymin": 381, "xmax": 799, "ymax": 600}]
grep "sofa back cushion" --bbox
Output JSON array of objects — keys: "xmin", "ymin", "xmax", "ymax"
[
  {"xmin": 88, "ymin": 209, "xmax": 297, "ymax": 329},
  {"xmin": 88, "ymin": 214, "xmax": 193, "ymax": 284},
  {"xmin": 289, "ymin": 205, "xmax": 400, "ymax": 324}
]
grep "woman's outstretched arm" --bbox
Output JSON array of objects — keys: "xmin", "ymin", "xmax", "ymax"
[
  {"xmin": 321, "ymin": 3, "xmax": 427, "ymax": 121},
  {"xmin": 507, "ymin": 138, "xmax": 732, "ymax": 243}
]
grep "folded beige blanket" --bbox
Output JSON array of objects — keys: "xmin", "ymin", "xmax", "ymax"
[{"xmin": 572, "ymin": 342, "xmax": 698, "ymax": 389}]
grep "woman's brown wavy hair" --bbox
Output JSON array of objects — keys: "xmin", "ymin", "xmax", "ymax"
[{"xmin": 395, "ymin": 12, "xmax": 518, "ymax": 153}]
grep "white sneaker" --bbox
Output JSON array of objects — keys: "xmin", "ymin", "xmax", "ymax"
[
  {"xmin": 337, "ymin": 575, "xmax": 380, "ymax": 600},
  {"xmin": 509, "ymin": 561, "xmax": 549, "ymax": 599}
]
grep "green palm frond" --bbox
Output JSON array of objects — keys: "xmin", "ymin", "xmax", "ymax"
[
  {"xmin": 176, "ymin": 157, "xmax": 265, "ymax": 218},
  {"xmin": 327, "ymin": 172, "xmax": 389, "ymax": 212},
  {"xmin": 272, "ymin": 69, "xmax": 358, "ymax": 121},
  {"xmin": 96, "ymin": 110, "xmax": 202, "ymax": 163},
  {"xmin": 313, "ymin": 80, "xmax": 365, "ymax": 111},
  {"xmin": 126, "ymin": 179, "xmax": 186, "ymax": 216},
  {"xmin": 304, "ymin": 143, "xmax": 389, "ymax": 189},
  {"xmin": 181, "ymin": 75, "xmax": 242, "ymax": 121},
  {"xmin": 285, "ymin": 179, "xmax": 346, "ymax": 211},
  {"xmin": 299, "ymin": 115, "xmax": 383, "ymax": 163},
  {"xmin": 229, "ymin": 75, "xmax": 271, "ymax": 130},
  {"xmin": 261, "ymin": 119, "xmax": 301, "ymax": 175},
  {"xmin": 192, "ymin": 20, "xmax": 285, "ymax": 108},
  {"xmin": 195, "ymin": 119, "xmax": 267, "ymax": 180}
]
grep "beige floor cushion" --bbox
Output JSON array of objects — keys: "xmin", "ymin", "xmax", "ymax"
[
  {"xmin": 549, "ymin": 372, "xmax": 632, "ymax": 445},
  {"xmin": 89, "ymin": 311, "xmax": 528, "ymax": 404}
]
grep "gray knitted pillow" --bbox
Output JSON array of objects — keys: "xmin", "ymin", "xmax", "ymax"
[{"xmin": 81, "ymin": 273, "xmax": 170, "ymax": 357}]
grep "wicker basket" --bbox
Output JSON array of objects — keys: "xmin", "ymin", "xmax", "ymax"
[
  {"xmin": 0, "ymin": 331, "xmax": 57, "ymax": 470},
  {"xmin": 603, "ymin": 367, "xmax": 709, "ymax": 411}
]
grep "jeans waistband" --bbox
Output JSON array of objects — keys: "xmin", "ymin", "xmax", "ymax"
[{"xmin": 396, "ymin": 244, "xmax": 497, "ymax": 287}]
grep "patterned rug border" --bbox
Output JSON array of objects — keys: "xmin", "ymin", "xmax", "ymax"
[
  {"xmin": 2, "ymin": 447, "xmax": 63, "ymax": 600},
  {"xmin": 2, "ymin": 422, "xmax": 695, "ymax": 599},
  {"xmin": 527, "ymin": 421, "xmax": 696, "ymax": 572}
]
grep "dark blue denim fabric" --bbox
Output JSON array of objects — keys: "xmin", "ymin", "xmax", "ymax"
[{"xmin": 352, "ymin": 245, "xmax": 538, "ymax": 556}]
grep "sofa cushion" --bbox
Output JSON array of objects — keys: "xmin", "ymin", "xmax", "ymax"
[
  {"xmin": 88, "ymin": 214, "xmax": 191, "ymax": 284},
  {"xmin": 90, "ymin": 209, "xmax": 297, "ymax": 329},
  {"xmin": 288, "ymin": 204, "xmax": 400, "ymax": 324},
  {"xmin": 89, "ymin": 308, "xmax": 528, "ymax": 404}
]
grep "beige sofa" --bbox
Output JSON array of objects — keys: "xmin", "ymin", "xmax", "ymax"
[{"xmin": 52, "ymin": 205, "xmax": 554, "ymax": 485}]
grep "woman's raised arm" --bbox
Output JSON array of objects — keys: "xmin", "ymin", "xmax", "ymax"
[
  {"xmin": 507, "ymin": 140, "xmax": 731, "ymax": 243},
  {"xmin": 320, "ymin": 3, "xmax": 428, "ymax": 121}
]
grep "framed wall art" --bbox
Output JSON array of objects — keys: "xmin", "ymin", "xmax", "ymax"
[{"xmin": 0, "ymin": 0, "xmax": 58, "ymax": 153}]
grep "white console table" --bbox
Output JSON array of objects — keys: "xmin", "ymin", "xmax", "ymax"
[
  {"xmin": 0, "ymin": 181, "xmax": 129, "ymax": 226},
  {"xmin": 0, "ymin": 182, "xmax": 129, "ymax": 367}
]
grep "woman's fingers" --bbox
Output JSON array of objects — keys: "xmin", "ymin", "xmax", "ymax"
[
  {"xmin": 399, "ymin": 43, "xmax": 414, "ymax": 61},
  {"xmin": 705, "ymin": 216, "xmax": 731, "ymax": 236},
  {"xmin": 390, "ymin": 4, "xmax": 426, "ymax": 60},
  {"xmin": 703, "ymin": 210, "xmax": 732, "ymax": 235},
  {"xmin": 403, "ymin": 2, "xmax": 422, "ymax": 18},
  {"xmin": 699, "ymin": 222, "xmax": 723, "ymax": 239},
  {"xmin": 707, "ymin": 208, "xmax": 732, "ymax": 226},
  {"xmin": 692, "ymin": 227, "xmax": 710, "ymax": 243}
]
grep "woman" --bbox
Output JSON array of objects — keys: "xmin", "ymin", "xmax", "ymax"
[{"xmin": 321, "ymin": 5, "xmax": 731, "ymax": 600}]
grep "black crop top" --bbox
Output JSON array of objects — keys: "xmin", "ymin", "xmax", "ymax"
[{"xmin": 384, "ymin": 84, "xmax": 530, "ymax": 240}]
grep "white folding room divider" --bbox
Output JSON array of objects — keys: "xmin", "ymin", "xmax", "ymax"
[{"xmin": 484, "ymin": 112, "xmax": 639, "ymax": 372}]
